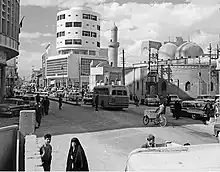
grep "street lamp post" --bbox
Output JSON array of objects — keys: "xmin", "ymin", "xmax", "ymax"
[{"xmin": 61, "ymin": 65, "xmax": 64, "ymax": 88}]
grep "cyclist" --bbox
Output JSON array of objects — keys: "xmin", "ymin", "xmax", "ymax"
[{"xmin": 155, "ymin": 102, "xmax": 165, "ymax": 123}]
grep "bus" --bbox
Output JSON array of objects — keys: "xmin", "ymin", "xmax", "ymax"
[{"xmin": 93, "ymin": 85, "xmax": 129, "ymax": 109}]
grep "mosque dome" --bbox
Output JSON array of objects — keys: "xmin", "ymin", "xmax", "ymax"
[
  {"xmin": 175, "ymin": 42, "xmax": 204, "ymax": 59},
  {"xmin": 96, "ymin": 61, "xmax": 111, "ymax": 68},
  {"xmin": 158, "ymin": 43, "xmax": 178, "ymax": 61}
]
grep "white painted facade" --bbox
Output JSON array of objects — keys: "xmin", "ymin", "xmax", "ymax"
[{"xmin": 56, "ymin": 6, "xmax": 101, "ymax": 56}]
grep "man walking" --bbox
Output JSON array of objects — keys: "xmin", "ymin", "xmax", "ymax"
[
  {"xmin": 35, "ymin": 102, "xmax": 42, "ymax": 129},
  {"xmin": 95, "ymin": 94, "xmax": 99, "ymax": 111},
  {"xmin": 58, "ymin": 96, "xmax": 62, "ymax": 110},
  {"xmin": 43, "ymin": 96, "xmax": 50, "ymax": 115}
]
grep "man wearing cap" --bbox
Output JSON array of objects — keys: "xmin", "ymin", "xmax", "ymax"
[{"xmin": 141, "ymin": 134, "xmax": 156, "ymax": 148}]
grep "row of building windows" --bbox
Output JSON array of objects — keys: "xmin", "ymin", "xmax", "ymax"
[
  {"xmin": 65, "ymin": 39, "xmax": 82, "ymax": 45},
  {"xmin": 64, "ymin": 22, "xmax": 100, "ymax": 31},
  {"xmin": 57, "ymin": 13, "xmax": 98, "ymax": 21},
  {"xmin": 82, "ymin": 31, "xmax": 97, "ymax": 37},
  {"xmin": 57, "ymin": 30, "xmax": 99, "ymax": 38},
  {"xmin": 58, "ymin": 49, "xmax": 97, "ymax": 56},
  {"xmin": 57, "ymin": 31, "xmax": 65, "ymax": 37},
  {"xmin": 64, "ymin": 39, "xmax": 100, "ymax": 47},
  {"xmin": 65, "ymin": 22, "xmax": 82, "ymax": 27}
]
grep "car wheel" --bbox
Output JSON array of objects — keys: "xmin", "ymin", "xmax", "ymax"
[
  {"xmin": 192, "ymin": 114, "xmax": 197, "ymax": 120},
  {"xmin": 145, "ymin": 101, "xmax": 148, "ymax": 106},
  {"xmin": 217, "ymin": 132, "xmax": 220, "ymax": 143}
]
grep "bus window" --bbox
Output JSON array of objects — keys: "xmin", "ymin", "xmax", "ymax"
[
  {"xmin": 112, "ymin": 90, "xmax": 117, "ymax": 95},
  {"xmin": 123, "ymin": 90, "xmax": 127, "ymax": 96},
  {"xmin": 117, "ymin": 90, "xmax": 123, "ymax": 96}
]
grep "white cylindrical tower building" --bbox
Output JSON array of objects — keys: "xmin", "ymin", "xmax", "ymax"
[
  {"xmin": 56, "ymin": 6, "xmax": 101, "ymax": 56},
  {"xmin": 108, "ymin": 23, "xmax": 120, "ymax": 67}
]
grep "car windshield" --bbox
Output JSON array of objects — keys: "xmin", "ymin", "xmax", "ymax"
[
  {"xmin": 4, "ymin": 100, "xmax": 17, "ymax": 104},
  {"xmin": 170, "ymin": 95, "xmax": 178, "ymax": 98},
  {"xmin": 23, "ymin": 97, "xmax": 35, "ymax": 101},
  {"xmin": 146, "ymin": 95, "xmax": 158, "ymax": 98}
]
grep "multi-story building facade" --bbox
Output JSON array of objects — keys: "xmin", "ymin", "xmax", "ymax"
[
  {"xmin": 0, "ymin": 0, "xmax": 20, "ymax": 101},
  {"xmin": 6, "ymin": 57, "xmax": 18, "ymax": 96},
  {"xmin": 45, "ymin": 6, "xmax": 108, "ymax": 88},
  {"xmin": 56, "ymin": 6, "xmax": 101, "ymax": 56}
]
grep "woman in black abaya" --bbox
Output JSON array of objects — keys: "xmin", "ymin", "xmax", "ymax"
[{"xmin": 66, "ymin": 137, "xmax": 89, "ymax": 171}]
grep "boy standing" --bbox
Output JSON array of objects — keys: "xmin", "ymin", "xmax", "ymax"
[{"xmin": 40, "ymin": 134, "xmax": 52, "ymax": 171}]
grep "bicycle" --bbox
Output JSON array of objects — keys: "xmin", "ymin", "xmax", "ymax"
[{"xmin": 143, "ymin": 109, "xmax": 167, "ymax": 127}]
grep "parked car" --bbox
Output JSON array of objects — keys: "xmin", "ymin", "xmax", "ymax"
[
  {"xmin": 0, "ymin": 104, "xmax": 17, "ymax": 118},
  {"xmin": 196, "ymin": 94, "xmax": 215, "ymax": 103},
  {"xmin": 3, "ymin": 98, "xmax": 31, "ymax": 116},
  {"xmin": 171, "ymin": 100, "xmax": 207, "ymax": 120},
  {"xmin": 214, "ymin": 123, "xmax": 220, "ymax": 142},
  {"xmin": 55, "ymin": 90, "xmax": 65, "ymax": 98},
  {"xmin": 169, "ymin": 94, "xmax": 182, "ymax": 105},
  {"xmin": 36, "ymin": 91, "xmax": 49, "ymax": 97},
  {"xmin": 22, "ymin": 94, "xmax": 37, "ymax": 109},
  {"xmin": 83, "ymin": 93, "xmax": 93, "ymax": 104},
  {"xmin": 144, "ymin": 95, "xmax": 160, "ymax": 106},
  {"xmin": 69, "ymin": 92, "xmax": 82, "ymax": 102}
]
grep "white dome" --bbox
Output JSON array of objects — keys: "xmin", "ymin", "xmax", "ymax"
[
  {"xmin": 175, "ymin": 42, "xmax": 204, "ymax": 59},
  {"xmin": 159, "ymin": 43, "xmax": 178, "ymax": 60}
]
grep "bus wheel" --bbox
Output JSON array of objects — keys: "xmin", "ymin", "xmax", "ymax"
[{"xmin": 101, "ymin": 101, "xmax": 104, "ymax": 109}]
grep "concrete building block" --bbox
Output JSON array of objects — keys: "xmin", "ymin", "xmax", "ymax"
[
  {"xmin": 25, "ymin": 135, "xmax": 44, "ymax": 172},
  {"xmin": 19, "ymin": 110, "xmax": 36, "ymax": 136}
]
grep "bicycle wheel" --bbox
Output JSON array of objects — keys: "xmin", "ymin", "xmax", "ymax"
[
  {"xmin": 159, "ymin": 115, "xmax": 167, "ymax": 127},
  {"xmin": 143, "ymin": 116, "xmax": 150, "ymax": 125}
]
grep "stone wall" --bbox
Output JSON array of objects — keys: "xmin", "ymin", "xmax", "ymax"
[
  {"xmin": 0, "ymin": 125, "xmax": 18, "ymax": 171},
  {"xmin": 25, "ymin": 135, "xmax": 43, "ymax": 171}
]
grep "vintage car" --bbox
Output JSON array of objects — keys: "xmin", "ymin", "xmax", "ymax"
[
  {"xmin": 55, "ymin": 90, "xmax": 65, "ymax": 98},
  {"xmin": 169, "ymin": 94, "xmax": 182, "ymax": 105},
  {"xmin": 196, "ymin": 94, "xmax": 215, "ymax": 103},
  {"xmin": 214, "ymin": 123, "xmax": 220, "ymax": 142},
  {"xmin": 0, "ymin": 104, "xmax": 18, "ymax": 118},
  {"xmin": 69, "ymin": 92, "xmax": 82, "ymax": 102},
  {"xmin": 144, "ymin": 95, "xmax": 160, "ymax": 106},
  {"xmin": 125, "ymin": 143, "xmax": 220, "ymax": 171},
  {"xmin": 171, "ymin": 100, "xmax": 207, "ymax": 120},
  {"xmin": 22, "ymin": 94, "xmax": 37, "ymax": 109},
  {"xmin": 83, "ymin": 93, "xmax": 93, "ymax": 104},
  {"xmin": 3, "ymin": 98, "xmax": 31, "ymax": 117}
]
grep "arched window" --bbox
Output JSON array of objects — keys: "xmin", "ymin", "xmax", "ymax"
[
  {"xmin": 161, "ymin": 81, "xmax": 167, "ymax": 91},
  {"xmin": 185, "ymin": 81, "xmax": 191, "ymax": 91},
  {"xmin": 211, "ymin": 82, "xmax": 214, "ymax": 91}
]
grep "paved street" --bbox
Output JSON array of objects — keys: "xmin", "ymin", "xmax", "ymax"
[{"xmin": 33, "ymin": 101, "xmax": 218, "ymax": 171}]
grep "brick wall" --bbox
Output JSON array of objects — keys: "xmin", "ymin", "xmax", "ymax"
[{"xmin": 25, "ymin": 135, "xmax": 43, "ymax": 171}]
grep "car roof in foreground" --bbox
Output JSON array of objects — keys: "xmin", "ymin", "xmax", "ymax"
[{"xmin": 127, "ymin": 144, "xmax": 220, "ymax": 171}]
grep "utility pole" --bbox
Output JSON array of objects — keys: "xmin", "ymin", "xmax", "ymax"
[
  {"xmin": 217, "ymin": 44, "xmax": 219, "ymax": 59},
  {"xmin": 208, "ymin": 43, "xmax": 212, "ymax": 94},
  {"xmin": 78, "ymin": 57, "xmax": 81, "ymax": 91},
  {"xmin": 122, "ymin": 49, "xmax": 125, "ymax": 86},
  {"xmin": 148, "ymin": 47, "xmax": 151, "ymax": 71}
]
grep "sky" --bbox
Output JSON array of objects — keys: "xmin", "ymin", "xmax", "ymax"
[{"xmin": 18, "ymin": 0, "xmax": 220, "ymax": 78}]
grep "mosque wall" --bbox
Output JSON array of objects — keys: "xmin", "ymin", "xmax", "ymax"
[{"xmin": 125, "ymin": 64, "xmax": 219, "ymax": 100}]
